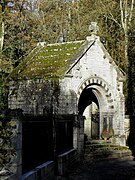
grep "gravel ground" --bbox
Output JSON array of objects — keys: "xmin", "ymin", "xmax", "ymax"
[{"xmin": 58, "ymin": 157, "xmax": 135, "ymax": 180}]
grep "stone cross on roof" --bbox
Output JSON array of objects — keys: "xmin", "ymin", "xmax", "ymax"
[{"xmin": 89, "ymin": 22, "xmax": 99, "ymax": 35}]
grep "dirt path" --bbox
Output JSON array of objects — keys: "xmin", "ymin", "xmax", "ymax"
[{"xmin": 60, "ymin": 157, "xmax": 135, "ymax": 180}]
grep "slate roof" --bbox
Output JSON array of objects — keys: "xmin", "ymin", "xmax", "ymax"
[
  {"xmin": 7, "ymin": 36, "xmax": 125, "ymax": 81},
  {"xmin": 8, "ymin": 40, "xmax": 85, "ymax": 80}
]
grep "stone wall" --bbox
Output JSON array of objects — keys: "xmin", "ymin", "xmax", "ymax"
[
  {"xmin": 8, "ymin": 79, "xmax": 77, "ymax": 116},
  {"xmin": 8, "ymin": 80, "xmax": 56, "ymax": 115},
  {"xmin": 0, "ymin": 110, "xmax": 22, "ymax": 180},
  {"xmin": 22, "ymin": 161, "xmax": 54, "ymax": 180},
  {"xmin": 8, "ymin": 81, "xmax": 81, "ymax": 179},
  {"xmin": 10, "ymin": 111, "xmax": 22, "ymax": 179}
]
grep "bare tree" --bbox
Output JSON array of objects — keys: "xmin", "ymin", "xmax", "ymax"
[
  {"xmin": 120, "ymin": 0, "xmax": 134, "ymax": 66},
  {"xmin": 0, "ymin": 0, "xmax": 6, "ymax": 52}
]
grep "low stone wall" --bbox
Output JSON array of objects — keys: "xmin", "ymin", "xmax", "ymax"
[
  {"xmin": 0, "ymin": 174, "xmax": 17, "ymax": 180},
  {"xmin": 21, "ymin": 149, "xmax": 78, "ymax": 179},
  {"xmin": 21, "ymin": 161, "xmax": 54, "ymax": 180},
  {"xmin": 58, "ymin": 149, "xmax": 77, "ymax": 176},
  {"xmin": 21, "ymin": 170, "xmax": 37, "ymax": 180}
]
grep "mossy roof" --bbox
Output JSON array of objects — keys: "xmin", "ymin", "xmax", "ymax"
[{"xmin": 8, "ymin": 41, "xmax": 85, "ymax": 80}]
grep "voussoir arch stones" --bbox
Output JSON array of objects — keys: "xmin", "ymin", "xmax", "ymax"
[{"xmin": 77, "ymin": 77, "xmax": 114, "ymax": 108}]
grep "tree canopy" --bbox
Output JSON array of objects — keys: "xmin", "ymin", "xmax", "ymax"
[{"xmin": 0, "ymin": 0, "xmax": 135, "ymax": 112}]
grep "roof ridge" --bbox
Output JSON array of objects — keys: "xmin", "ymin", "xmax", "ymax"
[{"xmin": 46, "ymin": 40, "xmax": 85, "ymax": 47}]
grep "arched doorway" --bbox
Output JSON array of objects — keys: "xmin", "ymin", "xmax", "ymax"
[
  {"xmin": 78, "ymin": 87, "xmax": 100, "ymax": 139},
  {"xmin": 77, "ymin": 77, "xmax": 113, "ymax": 140}
]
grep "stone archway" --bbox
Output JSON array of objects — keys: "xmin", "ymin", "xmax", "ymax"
[{"xmin": 77, "ymin": 77, "xmax": 114, "ymax": 140}]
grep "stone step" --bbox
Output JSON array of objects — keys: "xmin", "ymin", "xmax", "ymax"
[
  {"xmin": 84, "ymin": 139, "xmax": 132, "ymax": 161},
  {"xmin": 85, "ymin": 139, "xmax": 130, "ymax": 149},
  {"xmin": 84, "ymin": 150, "xmax": 132, "ymax": 161},
  {"xmin": 85, "ymin": 147, "xmax": 132, "ymax": 155},
  {"xmin": 85, "ymin": 139, "xmax": 112, "ymax": 145},
  {"xmin": 85, "ymin": 144, "xmax": 130, "ymax": 153}
]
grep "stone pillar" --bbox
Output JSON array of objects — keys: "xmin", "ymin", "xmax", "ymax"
[
  {"xmin": 73, "ymin": 127, "xmax": 78, "ymax": 149},
  {"xmin": 115, "ymin": 94, "xmax": 126, "ymax": 146},
  {"xmin": 124, "ymin": 115, "xmax": 130, "ymax": 141},
  {"xmin": 73, "ymin": 115, "xmax": 85, "ymax": 158},
  {"xmin": 119, "ymin": 95, "xmax": 125, "ymax": 136},
  {"xmin": 84, "ymin": 105, "xmax": 92, "ymax": 139},
  {"xmin": 78, "ymin": 115, "xmax": 85, "ymax": 157},
  {"xmin": 1, "ymin": 109, "xmax": 23, "ymax": 180},
  {"xmin": 84, "ymin": 117, "xmax": 91, "ymax": 139},
  {"xmin": 73, "ymin": 115, "xmax": 79, "ymax": 149},
  {"xmin": 100, "ymin": 112, "xmax": 108, "ymax": 134}
]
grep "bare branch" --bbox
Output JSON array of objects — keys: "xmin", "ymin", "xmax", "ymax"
[
  {"xmin": 129, "ymin": 0, "xmax": 134, "ymax": 24},
  {"xmin": 109, "ymin": 12, "xmax": 121, "ymax": 27},
  {"xmin": 120, "ymin": 0, "xmax": 125, "ymax": 29},
  {"xmin": 103, "ymin": 14, "xmax": 121, "ymax": 27},
  {"xmin": 124, "ymin": 0, "xmax": 128, "ymax": 33},
  {"xmin": 0, "ymin": 22, "xmax": 4, "ymax": 51},
  {"xmin": 99, "ymin": 1, "xmax": 121, "ymax": 27}
]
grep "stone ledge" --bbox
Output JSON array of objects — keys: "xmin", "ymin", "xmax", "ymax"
[
  {"xmin": 36, "ymin": 161, "xmax": 54, "ymax": 180},
  {"xmin": 22, "ymin": 170, "xmax": 37, "ymax": 180},
  {"xmin": 58, "ymin": 149, "xmax": 77, "ymax": 176},
  {"xmin": 21, "ymin": 161, "xmax": 54, "ymax": 180}
]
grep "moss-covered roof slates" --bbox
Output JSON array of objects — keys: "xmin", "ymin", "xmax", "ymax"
[{"xmin": 9, "ymin": 40, "xmax": 85, "ymax": 80}]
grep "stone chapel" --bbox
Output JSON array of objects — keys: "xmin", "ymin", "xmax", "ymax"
[{"xmin": 7, "ymin": 23, "xmax": 127, "ymax": 179}]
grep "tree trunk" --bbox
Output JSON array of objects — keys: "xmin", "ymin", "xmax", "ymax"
[
  {"xmin": 120, "ymin": 0, "xmax": 134, "ymax": 68},
  {"xmin": 0, "ymin": 21, "xmax": 4, "ymax": 51}
]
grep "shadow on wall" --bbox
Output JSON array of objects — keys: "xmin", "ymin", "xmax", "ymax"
[
  {"xmin": 128, "ymin": 116, "xmax": 135, "ymax": 159},
  {"xmin": 127, "ymin": 33, "xmax": 135, "ymax": 160}
]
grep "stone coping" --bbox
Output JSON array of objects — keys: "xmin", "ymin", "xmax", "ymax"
[{"xmin": 58, "ymin": 149, "xmax": 76, "ymax": 157}]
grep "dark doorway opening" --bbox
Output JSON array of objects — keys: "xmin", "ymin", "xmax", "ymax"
[
  {"xmin": 22, "ymin": 115, "xmax": 53, "ymax": 174},
  {"xmin": 56, "ymin": 120, "xmax": 73, "ymax": 154}
]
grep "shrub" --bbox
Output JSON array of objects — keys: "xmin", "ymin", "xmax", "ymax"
[{"xmin": 101, "ymin": 130, "xmax": 111, "ymax": 139}]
